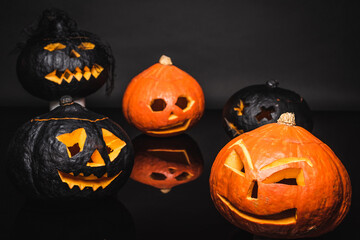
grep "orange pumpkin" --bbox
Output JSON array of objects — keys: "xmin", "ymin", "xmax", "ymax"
[
  {"xmin": 130, "ymin": 134, "xmax": 203, "ymax": 193},
  {"xmin": 122, "ymin": 55, "xmax": 205, "ymax": 137},
  {"xmin": 209, "ymin": 113, "xmax": 351, "ymax": 238}
]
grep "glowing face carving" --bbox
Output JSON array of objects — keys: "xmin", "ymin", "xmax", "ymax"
[
  {"xmin": 219, "ymin": 140, "xmax": 314, "ymax": 225},
  {"xmin": 145, "ymin": 96, "xmax": 196, "ymax": 135},
  {"xmin": 43, "ymin": 41, "xmax": 104, "ymax": 85},
  {"xmin": 56, "ymin": 128, "xmax": 126, "ymax": 191},
  {"xmin": 210, "ymin": 120, "xmax": 352, "ymax": 239}
]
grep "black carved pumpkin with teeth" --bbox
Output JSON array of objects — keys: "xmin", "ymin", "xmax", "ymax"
[
  {"xmin": 16, "ymin": 9, "xmax": 114, "ymax": 101},
  {"xmin": 7, "ymin": 96, "xmax": 133, "ymax": 199},
  {"xmin": 222, "ymin": 80, "xmax": 313, "ymax": 138}
]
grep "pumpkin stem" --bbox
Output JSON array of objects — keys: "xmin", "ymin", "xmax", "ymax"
[
  {"xmin": 159, "ymin": 55, "xmax": 173, "ymax": 65},
  {"xmin": 277, "ymin": 112, "xmax": 296, "ymax": 126},
  {"xmin": 266, "ymin": 79, "xmax": 279, "ymax": 88},
  {"xmin": 60, "ymin": 95, "xmax": 74, "ymax": 106}
]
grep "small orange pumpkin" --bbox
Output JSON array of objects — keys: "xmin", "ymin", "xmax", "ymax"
[
  {"xmin": 210, "ymin": 113, "xmax": 351, "ymax": 238},
  {"xmin": 122, "ymin": 55, "xmax": 205, "ymax": 137}
]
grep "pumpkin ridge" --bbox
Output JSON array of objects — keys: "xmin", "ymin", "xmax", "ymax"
[{"xmin": 317, "ymin": 143, "xmax": 352, "ymax": 231}]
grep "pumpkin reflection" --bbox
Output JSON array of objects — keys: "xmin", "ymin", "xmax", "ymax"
[
  {"xmin": 130, "ymin": 134, "xmax": 203, "ymax": 193},
  {"xmin": 11, "ymin": 199, "xmax": 135, "ymax": 239}
]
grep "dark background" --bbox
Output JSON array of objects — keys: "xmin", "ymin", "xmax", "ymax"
[
  {"xmin": 1, "ymin": 0, "xmax": 359, "ymax": 110},
  {"xmin": 0, "ymin": 1, "xmax": 359, "ymax": 239}
]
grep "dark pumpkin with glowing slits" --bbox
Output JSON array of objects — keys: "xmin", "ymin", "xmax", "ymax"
[
  {"xmin": 16, "ymin": 9, "xmax": 114, "ymax": 101},
  {"xmin": 222, "ymin": 80, "xmax": 313, "ymax": 138},
  {"xmin": 7, "ymin": 96, "xmax": 133, "ymax": 199}
]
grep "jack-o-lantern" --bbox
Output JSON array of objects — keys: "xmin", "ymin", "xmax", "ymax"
[
  {"xmin": 210, "ymin": 113, "xmax": 351, "ymax": 238},
  {"xmin": 122, "ymin": 55, "xmax": 205, "ymax": 137},
  {"xmin": 130, "ymin": 134, "xmax": 203, "ymax": 193},
  {"xmin": 16, "ymin": 9, "xmax": 114, "ymax": 101},
  {"xmin": 7, "ymin": 96, "xmax": 133, "ymax": 199},
  {"xmin": 222, "ymin": 80, "xmax": 313, "ymax": 138}
]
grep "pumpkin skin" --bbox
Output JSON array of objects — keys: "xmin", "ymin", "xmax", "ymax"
[
  {"xmin": 130, "ymin": 134, "xmax": 203, "ymax": 193},
  {"xmin": 222, "ymin": 80, "xmax": 313, "ymax": 138},
  {"xmin": 16, "ymin": 9, "xmax": 114, "ymax": 101},
  {"xmin": 122, "ymin": 55, "xmax": 205, "ymax": 137},
  {"xmin": 210, "ymin": 113, "xmax": 351, "ymax": 238},
  {"xmin": 7, "ymin": 96, "xmax": 133, "ymax": 199}
]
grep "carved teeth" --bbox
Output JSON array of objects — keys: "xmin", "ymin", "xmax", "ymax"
[
  {"xmin": 44, "ymin": 65, "xmax": 104, "ymax": 84},
  {"xmin": 58, "ymin": 170, "xmax": 122, "ymax": 191},
  {"xmin": 74, "ymin": 67, "xmax": 82, "ymax": 81}
]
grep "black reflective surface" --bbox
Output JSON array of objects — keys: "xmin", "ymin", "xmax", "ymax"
[{"xmin": 0, "ymin": 108, "xmax": 358, "ymax": 239}]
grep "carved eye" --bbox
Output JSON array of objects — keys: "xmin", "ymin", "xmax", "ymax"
[
  {"xmin": 175, "ymin": 96, "xmax": 195, "ymax": 112},
  {"xmin": 262, "ymin": 168, "xmax": 305, "ymax": 186},
  {"xmin": 175, "ymin": 97, "xmax": 188, "ymax": 109},
  {"xmin": 255, "ymin": 106, "xmax": 275, "ymax": 122},
  {"xmin": 150, "ymin": 98, "xmax": 167, "ymax": 111},
  {"xmin": 78, "ymin": 42, "xmax": 95, "ymax": 50},
  {"xmin": 260, "ymin": 157, "xmax": 313, "ymax": 186},
  {"xmin": 56, "ymin": 128, "xmax": 87, "ymax": 158},
  {"xmin": 44, "ymin": 43, "xmax": 66, "ymax": 51},
  {"xmin": 101, "ymin": 129, "xmax": 126, "ymax": 162},
  {"xmin": 175, "ymin": 172, "xmax": 192, "ymax": 181},
  {"xmin": 224, "ymin": 150, "xmax": 245, "ymax": 176},
  {"xmin": 150, "ymin": 172, "xmax": 166, "ymax": 180}
]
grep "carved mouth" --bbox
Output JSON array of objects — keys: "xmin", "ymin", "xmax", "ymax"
[
  {"xmin": 217, "ymin": 194, "xmax": 297, "ymax": 225},
  {"xmin": 45, "ymin": 64, "xmax": 104, "ymax": 84},
  {"xmin": 146, "ymin": 119, "xmax": 191, "ymax": 135},
  {"xmin": 58, "ymin": 170, "xmax": 121, "ymax": 191}
]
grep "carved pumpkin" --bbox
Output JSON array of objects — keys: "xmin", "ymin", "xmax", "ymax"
[
  {"xmin": 7, "ymin": 96, "xmax": 133, "ymax": 199},
  {"xmin": 122, "ymin": 55, "xmax": 205, "ymax": 137},
  {"xmin": 130, "ymin": 134, "xmax": 203, "ymax": 193},
  {"xmin": 16, "ymin": 9, "xmax": 114, "ymax": 101},
  {"xmin": 222, "ymin": 80, "xmax": 313, "ymax": 138},
  {"xmin": 210, "ymin": 113, "xmax": 351, "ymax": 238}
]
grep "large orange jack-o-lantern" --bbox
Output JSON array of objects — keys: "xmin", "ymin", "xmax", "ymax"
[
  {"xmin": 210, "ymin": 113, "xmax": 351, "ymax": 238},
  {"xmin": 130, "ymin": 134, "xmax": 203, "ymax": 193},
  {"xmin": 122, "ymin": 55, "xmax": 205, "ymax": 137},
  {"xmin": 7, "ymin": 96, "xmax": 133, "ymax": 199}
]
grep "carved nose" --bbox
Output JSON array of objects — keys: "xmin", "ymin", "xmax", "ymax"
[
  {"xmin": 87, "ymin": 149, "xmax": 105, "ymax": 167},
  {"xmin": 70, "ymin": 49, "xmax": 81, "ymax": 58},
  {"xmin": 168, "ymin": 112, "xmax": 178, "ymax": 120},
  {"xmin": 247, "ymin": 180, "xmax": 258, "ymax": 199}
]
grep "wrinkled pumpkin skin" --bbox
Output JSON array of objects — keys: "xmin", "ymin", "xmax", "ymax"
[
  {"xmin": 7, "ymin": 99, "xmax": 133, "ymax": 200},
  {"xmin": 210, "ymin": 117, "xmax": 351, "ymax": 238},
  {"xmin": 222, "ymin": 80, "xmax": 312, "ymax": 138},
  {"xmin": 17, "ymin": 9, "xmax": 113, "ymax": 101}
]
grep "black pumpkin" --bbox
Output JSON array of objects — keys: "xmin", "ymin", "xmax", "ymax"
[
  {"xmin": 16, "ymin": 9, "xmax": 114, "ymax": 101},
  {"xmin": 222, "ymin": 80, "xmax": 313, "ymax": 138},
  {"xmin": 130, "ymin": 134, "xmax": 203, "ymax": 193},
  {"xmin": 7, "ymin": 96, "xmax": 133, "ymax": 199}
]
